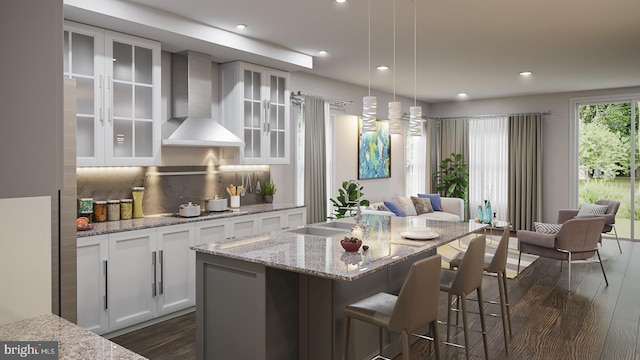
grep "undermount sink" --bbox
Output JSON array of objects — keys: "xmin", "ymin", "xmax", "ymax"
[
  {"xmin": 317, "ymin": 221, "xmax": 356, "ymax": 230},
  {"xmin": 286, "ymin": 227, "xmax": 349, "ymax": 237}
]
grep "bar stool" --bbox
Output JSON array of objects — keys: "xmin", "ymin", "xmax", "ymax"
[
  {"xmin": 440, "ymin": 235, "xmax": 489, "ymax": 360},
  {"xmin": 450, "ymin": 228, "xmax": 512, "ymax": 354},
  {"xmin": 342, "ymin": 255, "xmax": 442, "ymax": 360}
]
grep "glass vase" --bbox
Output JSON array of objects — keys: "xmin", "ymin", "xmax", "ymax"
[{"xmin": 482, "ymin": 200, "xmax": 493, "ymax": 224}]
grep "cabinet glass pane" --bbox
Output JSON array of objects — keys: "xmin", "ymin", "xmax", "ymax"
[
  {"xmin": 64, "ymin": 31, "xmax": 69, "ymax": 74},
  {"xmin": 244, "ymin": 129, "xmax": 253, "ymax": 157},
  {"xmin": 77, "ymin": 116, "xmax": 95, "ymax": 157},
  {"xmin": 270, "ymin": 76, "xmax": 277, "ymax": 103},
  {"xmin": 135, "ymin": 121, "xmax": 153, "ymax": 157},
  {"xmin": 113, "ymin": 119, "xmax": 133, "ymax": 157},
  {"xmin": 113, "ymin": 83, "xmax": 132, "ymax": 117},
  {"xmin": 244, "ymin": 70, "xmax": 252, "ymax": 99},
  {"xmin": 244, "ymin": 101, "xmax": 252, "ymax": 128},
  {"xmin": 278, "ymin": 77, "xmax": 285, "ymax": 103},
  {"xmin": 113, "ymin": 42, "xmax": 133, "ymax": 81},
  {"xmin": 134, "ymin": 46, "xmax": 153, "ymax": 85},
  {"xmin": 134, "ymin": 85, "xmax": 152, "ymax": 119},
  {"xmin": 72, "ymin": 33, "xmax": 95, "ymax": 76},
  {"xmin": 270, "ymin": 131, "xmax": 277, "ymax": 158},
  {"xmin": 76, "ymin": 77, "xmax": 95, "ymax": 115},
  {"xmin": 253, "ymin": 72, "xmax": 261, "ymax": 100},
  {"xmin": 278, "ymin": 132, "xmax": 285, "ymax": 157},
  {"xmin": 253, "ymin": 102, "xmax": 261, "ymax": 128},
  {"xmin": 253, "ymin": 129, "xmax": 261, "ymax": 157},
  {"xmin": 269, "ymin": 104, "xmax": 277, "ymax": 130},
  {"xmin": 278, "ymin": 104, "xmax": 285, "ymax": 130}
]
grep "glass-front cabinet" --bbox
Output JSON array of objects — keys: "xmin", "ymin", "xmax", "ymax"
[
  {"xmin": 220, "ymin": 61, "xmax": 290, "ymax": 164},
  {"xmin": 64, "ymin": 21, "xmax": 160, "ymax": 166}
]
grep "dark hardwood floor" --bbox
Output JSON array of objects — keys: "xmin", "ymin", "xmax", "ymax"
[{"xmin": 111, "ymin": 238, "xmax": 636, "ymax": 360}]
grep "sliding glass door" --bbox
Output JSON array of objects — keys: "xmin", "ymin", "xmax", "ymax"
[{"xmin": 575, "ymin": 98, "xmax": 639, "ymax": 241}]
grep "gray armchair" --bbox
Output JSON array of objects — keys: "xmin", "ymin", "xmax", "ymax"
[
  {"xmin": 517, "ymin": 217, "xmax": 608, "ymax": 291},
  {"xmin": 558, "ymin": 199, "xmax": 621, "ymax": 253}
]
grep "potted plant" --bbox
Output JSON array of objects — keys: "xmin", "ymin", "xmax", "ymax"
[
  {"xmin": 329, "ymin": 180, "xmax": 370, "ymax": 219},
  {"xmin": 262, "ymin": 180, "xmax": 277, "ymax": 203},
  {"xmin": 432, "ymin": 153, "xmax": 469, "ymax": 200}
]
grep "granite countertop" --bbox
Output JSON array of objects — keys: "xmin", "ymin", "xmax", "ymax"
[
  {"xmin": 193, "ymin": 215, "xmax": 487, "ymax": 281},
  {"xmin": 78, "ymin": 203, "xmax": 304, "ymax": 237},
  {"xmin": 0, "ymin": 314, "xmax": 146, "ymax": 359}
]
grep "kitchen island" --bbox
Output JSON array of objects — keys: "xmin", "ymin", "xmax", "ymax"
[{"xmin": 193, "ymin": 215, "xmax": 486, "ymax": 360}]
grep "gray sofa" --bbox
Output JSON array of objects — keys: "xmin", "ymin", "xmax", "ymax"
[{"xmin": 362, "ymin": 196, "xmax": 465, "ymax": 222}]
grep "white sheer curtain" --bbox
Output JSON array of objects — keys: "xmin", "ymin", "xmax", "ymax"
[
  {"xmin": 469, "ymin": 117, "xmax": 509, "ymax": 221},
  {"xmin": 405, "ymin": 122, "xmax": 426, "ymax": 196}
]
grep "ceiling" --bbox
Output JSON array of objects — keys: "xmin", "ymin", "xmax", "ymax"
[{"xmin": 74, "ymin": 0, "xmax": 640, "ymax": 103}]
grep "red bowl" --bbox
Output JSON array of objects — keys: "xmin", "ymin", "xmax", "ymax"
[{"xmin": 340, "ymin": 240, "xmax": 362, "ymax": 252}]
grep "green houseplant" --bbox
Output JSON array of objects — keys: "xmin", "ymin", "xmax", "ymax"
[
  {"xmin": 432, "ymin": 153, "xmax": 469, "ymax": 200},
  {"xmin": 329, "ymin": 180, "xmax": 370, "ymax": 219},
  {"xmin": 262, "ymin": 180, "xmax": 277, "ymax": 203}
]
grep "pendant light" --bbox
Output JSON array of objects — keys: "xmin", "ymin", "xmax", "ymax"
[
  {"xmin": 409, "ymin": 0, "xmax": 423, "ymax": 136},
  {"xmin": 388, "ymin": 0, "xmax": 402, "ymax": 134},
  {"xmin": 362, "ymin": 0, "xmax": 377, "ymax": 133}
]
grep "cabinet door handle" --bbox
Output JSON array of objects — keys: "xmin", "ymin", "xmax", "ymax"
[
  {"xmin": 151, "ymin": 251, "xmax": 157, "ymax": 297},
  {"xmin": 103, "ymin": 260, "xmax": 108, "ymax": 310},
  {"xmin": 99, "ymin": 75, "xmax": 104, "ymax": 124},
  {"xmin": 107, "ymin": 76, "xmax": 113, "ymax": 124},
  {"xmin": 159, "ymin": 250, "xmax": 164, "ymax": 295}
]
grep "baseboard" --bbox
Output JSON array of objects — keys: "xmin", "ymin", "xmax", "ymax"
[{"xmin": 102, "ymin": 307, "xmax": 195, "ymax": 339}]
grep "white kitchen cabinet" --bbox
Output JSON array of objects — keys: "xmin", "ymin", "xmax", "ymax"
[
  {"xmin": 64, "ymin": 21, "xmax": 161, "ymax": 167},
  {"xmin": 259, "ymin": 208, "xmax": 307, "ymax": 233},
  {"xmin": 77, "ymin": 235, "xmax": 109, "ymax": 335},
  {"xmin": 108, "ymin": 228, "xmax": 157, "ymax": 331},
  {"xmin": 156, "ymin": 223, "xmax": 195, "ymax": 316},
  {"xmin": 196, "ymin": 214, "xmax": 259, "ymax": 245},
  {"xmin": 220, "ymin": 61, "xmax": 290, "ymax": 164}
]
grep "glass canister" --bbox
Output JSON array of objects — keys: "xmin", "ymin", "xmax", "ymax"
[
  {"xmin": 120, "ymin": 199, "xmax": 133, "ymax": 220},
  {"xmin": 78, "ymin": 198, "xmax": 93, "ymax": 215},
  {"xmin": 132, "ymin": 186, "xmax": 145, "ymax": 218},
  {"xmin": 107, "ymin": 199, "xmax": 121, "ymax": 221},
  {"xmin": 93, "ymin": 201, "xmax": 108, "ymax": 222}
]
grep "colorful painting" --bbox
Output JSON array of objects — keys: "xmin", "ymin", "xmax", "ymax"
[{"xmin": 358, "ymin": 118, "xmax": 391, "ymax": 179}]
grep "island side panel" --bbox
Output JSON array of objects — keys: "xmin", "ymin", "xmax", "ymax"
[{"xmin": 196, "ymin": 253, "xmax": 266, "ymax": 360}]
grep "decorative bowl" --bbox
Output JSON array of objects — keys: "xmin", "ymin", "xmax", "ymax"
[{"xmin": 340, "ymin": 240, "xmax": 362, "ymax": 252}]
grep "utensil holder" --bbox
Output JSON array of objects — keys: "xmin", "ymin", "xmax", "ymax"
[{"xmin": 230, "ymin": 195, "xmax": 240, "ymax": 208}]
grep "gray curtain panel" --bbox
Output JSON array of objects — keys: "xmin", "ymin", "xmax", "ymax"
[
  {"xmin": 303, "ymin": 96, "xmax": 327, "ymax": 224},
  {"xmin": 508, "ymin": 114, "xmax": 543, "ymax": 231}
]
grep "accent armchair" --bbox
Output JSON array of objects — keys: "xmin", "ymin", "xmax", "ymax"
[
  {"xmin": 517, "ymin": 217, "xmax": 608, "ymax": 291},
  {"xmin": 558, "ymin": 199, "xmax": 621, "ymax": 253}
]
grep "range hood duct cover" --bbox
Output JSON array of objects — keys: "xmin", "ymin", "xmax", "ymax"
[{"xmin": 162, "ymin": 51, "xmax": 243, "ymax": 147}]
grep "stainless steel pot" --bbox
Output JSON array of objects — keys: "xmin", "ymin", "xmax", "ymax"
[
  {"xmin": 204, "ymin": 197, "xmax": 227, "ymax": 212},
  {"xmin": 179, "ymin": 202, "xmax": 201, "ymax": 217}
]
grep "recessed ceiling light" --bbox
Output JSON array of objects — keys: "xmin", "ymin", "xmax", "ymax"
[
  {"xmin": 336, "ymin": 0, "xmax": 346, "ymax": 3},
  {"xmin": 457, "ymin": 93, "xmax": 468, "ymax": 98},
  {"xmin": 377, "ymin": 65, "xmax": 389, "ymax": 70},
  {"xmin": 318, "ymin": 50, "xmax": 328, "ymax": 56},
  {"xmin": 519, "ymin": 71, "xmax": 532, "ymax": 76},
  {"xmin": 236, "ymin": 24, "xmax": 247, "ymax": 30}
]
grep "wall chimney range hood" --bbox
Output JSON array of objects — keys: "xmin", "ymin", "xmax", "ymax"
[{"xmin": 162, "ymin": 51, "xmax": 243, "ymax": 147}]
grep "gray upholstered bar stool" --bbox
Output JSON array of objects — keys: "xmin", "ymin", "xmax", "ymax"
[
  {"xmin": 449, "ymin": 228, "xmax": 512, "ymax": 354},
  {"xmin": 342, "ymin": 255, "xmax": 442, "ymax": 360},
  {"xmin": 440, "ymin": 235, "xmax": 489, "ymax": 360}
]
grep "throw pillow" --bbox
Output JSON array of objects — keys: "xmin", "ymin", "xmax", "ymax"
[
  {"xmin": 534, "ymin": 222, "xmax": 562, "ymax": 234},
  {"xmin": 383, "ymin": 200, "xmax": 406, "ymax": 217},
  {"xmin": 372, "ymin": 203, "xmax": 390, "ymax": 211},
  {"xmin": 411, "ymin": 196, "xmax": 433, "ymax": 215},
  {"xmin": 418, "ymin": 193, "xmax": 442, "ymax": 211},
  {"xmin": 576, "ymin": 203, "xmax": 608, "ymax": 218},
  {"xmin": 395, "ymin": 196, "xmax": 418, "ymax": 216}
]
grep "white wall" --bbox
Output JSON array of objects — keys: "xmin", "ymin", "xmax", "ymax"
[
  {"xmin": 273, "ymin": 71, "xmax": 430, "ymax": 207},
  {"xmin": 429, "ymin": 86, "xmax": 640, "ymax": 223}
]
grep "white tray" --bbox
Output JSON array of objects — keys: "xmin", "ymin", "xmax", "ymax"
[{"xmin": 399, "ymin": 230, "xmax": 440, "ymax": 240}]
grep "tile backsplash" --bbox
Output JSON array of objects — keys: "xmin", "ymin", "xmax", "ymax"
[{"xmin": 77, "ymin": 166, "xmax": 270, "ymax": 215}]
